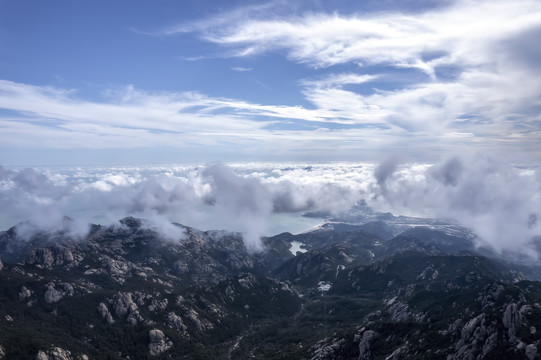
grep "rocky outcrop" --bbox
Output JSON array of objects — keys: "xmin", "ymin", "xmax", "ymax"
[
  {"xmin": 358, "ymin": 330, "xmax": 376, "ymax": 360},
  {"xmin": 0, "ymin": 256, "xmax": 3, "ymax": 271},
  {"xmin": 149, "ymin": 297, "xmax": 168, "ymax": 312},
  {"xmin": 453, "ymin": 313, "xmax": 489, "ymax": 358},
  {"xmin": 35, "ymin": 347, "xmax": 73, "ymax": 360},
  {"xmin": 36, "ymin": 351, "xmax": 48, "ymax": 360},
  {"xmin": 311, "ymin": 338, "xmax": 345, "ymax": 360},
  {"xmin": 26, "ymin": 245, "xmax": 78, "ymax": 270},
  {"xmin": 237, "ymin": 273, "xmax": 257, "ymax": 289},
  {"xmin": 386, "ymin": 300, "xmax": 425, "ymax": 322},
  {"xmin": 112, "ymin": 292, "xmax": 144, "ymax": 325},
  {"xmin": 185, "ymin": 309, "xmax": 204, "ymax": 331},
  {"xmin": 166, "ymin": 311, "xmax": 188, "ymax": 335},
  {"xmin": 148, "ymin": 329, "xmax": 172, "ymax": 356},
  {"xmin": 173, "ymin": 260, "xmax": 188, "ymax": 274},
  {"xmin": 0, "ymin": 344, "xmax": 5, "ymax": 359},
  {"xmin": 19, "ymin": 286, "xmax": 32, "ymax": 301},
  {"xmin": 97, "ymin": 302, "xmax": 114, "ymax": 324},
  {"xmin": 101, "ymin": 256, "xmax": 132, "ymax": 283},
  {"xmin": 44, "ymin": 283, "xmax": 74, "ymax": 303},
  {"xmin": 526, "ymin": 344, "xmax": 538, "ymax": 360},
  {"xmin": 503, "ymin": 303, "xmax": 521, "ymax": 338},
  {"xmin": 27, "ymin": 248, "xmax": 54, "ymax": 269}
]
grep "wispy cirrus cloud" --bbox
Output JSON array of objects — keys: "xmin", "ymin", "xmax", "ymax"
[
  {"xmin": 299, "ymin": 73, "xmax": 377, "ymax": 88},
  {"xmin": 3, "ymin": 0, "xmax": 541, "ymax": 161},
  {"xmin": 182, "ymin": 0, "xmax": 541, "ymax": 72},
  {"xmin": 231, "ymin": 66, "xmax": 252, "ymax": 72},
  {"xmin": 151, "ymin": 1, "xmax": 284, "ymax": 36},
  {"xmin": 1, "ymin": 74, "xmax": 538, "ymax": 160},
  {"xmin": 158, "ymin": 0, "xmax": 541, "ymax": 159},
  {"xmin": 0, "ymin": 80, "xmax": 405, "ymax": 157}
]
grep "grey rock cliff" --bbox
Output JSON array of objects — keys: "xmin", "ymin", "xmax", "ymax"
[
  {"xmin": 112, "ymin": 292, "xmax": 144, "ymax": 325},
  {"xmin": 358, "ymin": 330, "xmax": 376, "ymax": 360},
  {"xmin": 26, "ymin": 245, "xmax": 78, "ymax": 270},
  {"xmin": 35, "ymin": 347, "xmax": 73, "ymax": 360},
  {"xmin": 19, "ymin": 286, "xmax": 33, "ymax": 301},
  {"xmin": 44, "ymin": 283, "xmax": 74, "ymax": 304},
  {"xmin": 97, "ymin": 302, "xmax": 114, "ymax": 324},
  {"xmin": 166, "ymin": 311, "xmax": 188, "ymax": 334},
  {"xmin": 148, "ymin": 329, "xmax": 172, "ymax": 356},
  {"xmin": 526, "ymin": 343, "xmax": 537, "ymax": 360},
  {"xmin": 503, "ymin": 303, "xmax": 521, "ymax": 338}
]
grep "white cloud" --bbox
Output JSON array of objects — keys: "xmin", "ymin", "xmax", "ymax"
[
  {"xmin": 300, "ymin": 73, "xmax": 377, "ymax": 88},
  {"xmin": 2, "ymin": 1, "xmax": 541, "ymax": 160},
  {"xmin": 162, "ymin": 0, "xmax": 541, "ymax": 158},
  {"xmin": 372, "ymin": 154, "xmax": 541, "ymax": 258},
  {"xmin": 0, "ymin": 79, "xmax": 406, "ymax": 160},
  {"xmin": 0, "ymin": 163, "xmax": 375, "ymax": 251},
  {"xmin": 231, "ymin": 66, "xmax": 252, "ymax": 72},
  {"xmin": 191, "ymin": 0, "xmax": 541, "ymax": 71},
  {"xmin": 2, "ymin": 158, "xmax": 540, "ymax": 256}
]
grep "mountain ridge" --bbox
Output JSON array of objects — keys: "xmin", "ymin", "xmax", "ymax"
[{"xmin": 0, "ymin": 216, "xmax": 540, "ymax": 359}]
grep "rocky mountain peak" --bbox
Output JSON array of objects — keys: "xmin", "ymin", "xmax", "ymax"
[{"xmin": 1, "ymin": 217, "xmax": 540, "ymax": 359}]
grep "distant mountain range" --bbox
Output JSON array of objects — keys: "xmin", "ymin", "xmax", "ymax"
[{"xmin": 1, "ymin": 215, "xmax": 540, "ymax": 359}]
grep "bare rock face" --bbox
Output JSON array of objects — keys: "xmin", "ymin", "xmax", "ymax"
[
  {"xmin": 358, "ymin": 330, "xmax": 376, "ymax": 360},
  {"xmin": 237, "ymin": 273, "xmax": 257, "ymax": 289},
  {"xmin": 0, "ymin": 256, "xmax": 3, "ymax": 271},
  {"xmin": 173, "ymin": 260, "xmax": 188, "ymax": 274},
  {"xmin": 481, "ymin": 333, "xmax": 498, "ymax": 358},
  {"xmin": 526, "ymin": 344, "xmax": 538, "ymax": 360},
  {"xmin": 27, "ymin": 248, "xmax": 54, "ymax": 269},
  {"xmin": 311, "ymin": 338, "xmax": 345, "ymax": 360},
  {"xmin": 460, "ymin": 313, "xmax": 486, "ymax": 342},
  {"xmin": 386, "ymin": 300, "xmax": 424, "ymax": 322},
  {"xmin": 0, "ymin": 344, "xmax": 5, "ymax": 359},
  {"xmin": 97, "ymin": 302, "xmax": 115, "ymax": 325},
  {"xmin": 166, "ymin": 311, "xmax": 188, "ymax": 334},
  {"xmin": 149, "ymin": 297, "xmax": 168, "ymax": 312},
  {"xmin": 101, "ymin": 256, "xmax": 132, "ymax": 282},
  {"xmin": 503, "ymin": 303, "xmax": 521, "ymax": 338},
  {"xmin": 35, "ymin": 347, "xmax": 73, "ymax": 360},
  {"xmin": 19, "ymin": 286, "xmax": 33, "ymax": 301},
  {"xmin": 148, "ymin": 329, "xmax": 172, "ymax": 356},
  {"xmin": 36, "ymin": 351, "xmax": 48, "ymax": 360},
  {"xmin": 112, "ymin": 292, "xmax": 144, "ymax": 325},
  {"xmin": 26, "ymin": 245, "xmax": 78, "ymax": 270},
  {"xmin": 44, "ymin": 283, "xmax": 74, "ymax": 304},
  {"xmin": 453, "ymin": 313, "xmax": 489, "ymax": 358},
  {"xmin": 185, "ymin": 309, "xmax": 205, "ymax": 331}
]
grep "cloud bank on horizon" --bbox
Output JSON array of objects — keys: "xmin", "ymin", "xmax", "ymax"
[
  {"xmin": 0, "ymin": 158, "xmax": 540, "ymax": 257},
  {"xmin": 0, "ymin": 0, "xmax": 540, "ymax": 163},
  {"xmin": 1, "ymin": 1, "xmax": 540, "ymax": 256}
]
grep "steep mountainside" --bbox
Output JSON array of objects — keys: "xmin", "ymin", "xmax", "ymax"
[{"xmin": 0, "ymin": 217, "xmax": 540, "ymax": 359}]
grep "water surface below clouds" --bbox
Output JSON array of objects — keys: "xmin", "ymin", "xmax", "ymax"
[{"xmin": 266, "ymin": 213, "xmax": 324, "ymax": 236}]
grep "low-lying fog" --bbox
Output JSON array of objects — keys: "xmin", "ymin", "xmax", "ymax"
[{"xmin": 1, "ymin": 154, "xmax": 539, "ymax": 256}]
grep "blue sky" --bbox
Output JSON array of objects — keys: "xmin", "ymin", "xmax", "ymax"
[{"xmin": 1, "ymin": 0, "xmax": 540, "ymax": 165}]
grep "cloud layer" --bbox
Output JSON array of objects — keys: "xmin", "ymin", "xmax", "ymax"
[
  {"xmin": 0, "ymin": 162, "xmax": 373, "ymax": 250},
  {"xmin": 372, "ymin": 155, "xmax": 541, "ymax": 257},
  {"xmin": 1, "ymin": 157, "xmax": 540, "ymax": 256}
]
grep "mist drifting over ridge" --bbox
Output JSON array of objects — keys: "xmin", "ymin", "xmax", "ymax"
[{"xmin": 1, "ymin": 153, "xmax": 539, "ymax": 257}]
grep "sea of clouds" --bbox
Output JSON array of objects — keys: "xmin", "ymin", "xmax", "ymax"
[{"xmin": 1, "ymin": 154, "xmax": 540, "ymax": 256}]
